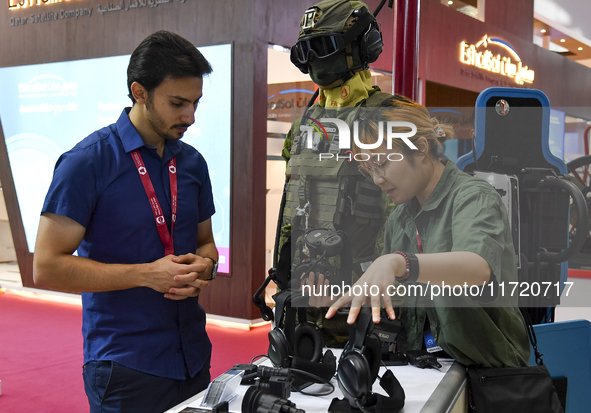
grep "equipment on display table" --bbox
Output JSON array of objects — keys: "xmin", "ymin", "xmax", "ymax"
[
  {"xmin": 267, "ymin": 289, "xmax": 337, "ymax": 389},
  {"xmin": 253, "ymin": 263, "xmax": 409, "ymax": 413},
  {"xmin": 242, "ymin": 387, "xmax": 305, "ymax": 413},
  {"xmin": 172, "ymin": 355, "xmax": 462, "ymax": 413},
  {"xmin": 263, "ymin": 287, "xmax": 406, "ymax": 413},
  {"xmin": 330, "ymin": 308, "xmax": 405, "ymax": 413},
  {"xmin": 203, "ymin": 307, "xmax": 405, "ymax": 413}
]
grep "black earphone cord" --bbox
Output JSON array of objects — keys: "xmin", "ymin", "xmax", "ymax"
[
  {"xmin": 290, "ymin": 368, "xmax": 336, "ymax": 397},
  {"xmin": 375, "ymin": 333, "xmax": 395, "ymax": 382}
]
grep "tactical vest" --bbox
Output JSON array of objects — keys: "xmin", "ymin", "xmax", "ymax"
[{"xmin": 281, "ymin": 89, "xmax": 393, "ymax": 284}]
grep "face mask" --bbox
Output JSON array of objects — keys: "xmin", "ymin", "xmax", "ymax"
[{"xmin": 307, "ymin": 54, "xmax": 350, "ymax": 87}]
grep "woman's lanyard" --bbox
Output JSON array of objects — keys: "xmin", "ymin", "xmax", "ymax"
[
  {"xmin": 415, "ymin": 202, "xmax": 424, "ymax": 254},
  {"xmin": 416, "ymin": 228, "xmax": 423, "ymax": 254},
  {"xmin": 131, "ymin": 149, "xmax": 177, "ymax": 256}
]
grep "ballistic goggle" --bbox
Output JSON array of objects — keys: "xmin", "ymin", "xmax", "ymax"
[{"xmin": 291, "ymin": 33, "xmax": 347, "ymax": 65}]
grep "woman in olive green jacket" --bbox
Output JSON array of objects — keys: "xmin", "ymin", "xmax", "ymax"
[{"xmin": 325, "ymin": 96, "xmax": 530, "ymax": 368}]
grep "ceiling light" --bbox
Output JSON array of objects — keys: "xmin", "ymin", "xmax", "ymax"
[
  {"xmin": 579, "ymin": 47, "xmax": 583, "ymax": 51},
  {"xmin": 541, "ymin": 29, "xmax": 547, "ymax": 34},
  {"xmin": 270, "ymin": 44, "xmax": 289, "ymax": 53},
  {"xmin": 448, "ymin": 0, "xmax": 453, "ymax": 4},
  {"xmin": 560, "ymin": 39, "xmax": 566, "ymax": 43}
]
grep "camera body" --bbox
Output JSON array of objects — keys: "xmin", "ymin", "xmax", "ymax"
[
  {"xmin": 255, "ymin": 375, "xmax": 291, "ymax": 399},
  {"xmin": 242, "ymin": 386, "xmax": 304, "ymax": 413},
  {"xmin": 292, "ymin": 228, "xmax": 346, "ymax": 288},
  {"xmin": 235, "ymin": 365, "xmax": 293, "ymax": 400}
]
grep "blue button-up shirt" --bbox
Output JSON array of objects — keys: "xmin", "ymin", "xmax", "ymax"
[{"xmin": 42, "ymin": 109, "xmax": 215, "ymax": 379}]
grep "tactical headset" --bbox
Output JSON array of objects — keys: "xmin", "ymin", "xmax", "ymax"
[
  {"xmin": 336, "ymin": 308, "xmax": 405, "ymax": 412},
  {"xmin": 290, "ymin": 2, "xmax": 383, "ymax": 87},
  {"xmin": 267, "ymin": 290, "xmax": 337, "ymax": 388}
]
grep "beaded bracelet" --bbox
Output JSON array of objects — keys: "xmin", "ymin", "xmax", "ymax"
[{"xmin": 393, "ymin": 251, "xmax": 419, "ymax": 283}]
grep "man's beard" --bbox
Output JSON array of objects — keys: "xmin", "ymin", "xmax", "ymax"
[{"xmin": 145, "ymin": 94, "xmax": 190, "ymax": 141}]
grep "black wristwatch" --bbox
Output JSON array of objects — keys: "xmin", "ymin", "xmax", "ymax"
[{"xmin": 205, "ymin": 257, "xmax": 218, "ymax": 280}]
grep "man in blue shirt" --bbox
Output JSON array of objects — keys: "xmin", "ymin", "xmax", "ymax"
[{"xmin": 33, "ymin": 31, "xmax": 219, "ymax": 412}]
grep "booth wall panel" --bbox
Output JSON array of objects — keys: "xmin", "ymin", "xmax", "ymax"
[
  {"xmin": 0, "ymin": 0, "xmax": 278, "ymax": 320},
  {"xmin": 484, "ymin": 0, "xmax": 534, "ymax": 41},
  {"xmin": 420, "ymin": 0, "xmax": 591, "ymax": 115}
]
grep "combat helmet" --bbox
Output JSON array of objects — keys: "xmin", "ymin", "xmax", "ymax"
[{"xmin": 290, "ymin": 0, "xmax": 383, "ymax": 88}]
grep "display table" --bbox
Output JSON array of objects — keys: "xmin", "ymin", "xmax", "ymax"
[{"xmin": 166, "ymin": 350, "xmax": 468, "ymax": 413}]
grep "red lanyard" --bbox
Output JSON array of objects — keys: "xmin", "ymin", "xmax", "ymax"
[
  {"xmin": 416, "ymin": 229, "xmax": 424, "ymax": 254},
  {"xmin": 131, "ymin": 149, "xmax": 177, "ymax": 256}
]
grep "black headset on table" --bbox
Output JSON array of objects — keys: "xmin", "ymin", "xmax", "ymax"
[
  {"xmin": 333, "ymin": 307, "xmax": 405, "ymax": 413},
  {"xmin": 267, "ymin": 290, "xmax": 337, "ymax": 389}
]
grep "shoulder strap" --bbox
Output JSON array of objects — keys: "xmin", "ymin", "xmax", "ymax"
[{"xmin": 521, "ymin": 308, "xmax": 544, "ymax": 365}]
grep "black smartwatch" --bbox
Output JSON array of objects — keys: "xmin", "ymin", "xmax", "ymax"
[{"xmin": 205, "ymin": 257, "xmax": 218, "ymax": 280}]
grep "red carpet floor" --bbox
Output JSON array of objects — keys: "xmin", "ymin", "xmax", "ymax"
[{"xmin": 0, "ymin": 291, "xmax": 271, "ymax": 412}]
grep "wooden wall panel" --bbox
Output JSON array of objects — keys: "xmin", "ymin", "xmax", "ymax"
[
  {"xmin": 0, "ymin": 120, "xmax": 33, "ymax": 287},
  {"xmin": 420, "ymin": 0, "xmax": 591, "ymax": 118},
  {"xmin": 199, "ymin": 1, "xmax": 260, "ymax": 320},
  {"xmin": 484, "ymin": 0, "xmax": 534, "ymax": 41},
  {"xmin": 425, "ymin": 81, "xmax": 479, "ymax": 107},
  {"xmin": 0, "ymin": 0, "xmax": 262, "ymax": 320}
]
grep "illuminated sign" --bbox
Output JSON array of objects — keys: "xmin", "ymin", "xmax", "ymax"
[
  {"xmin": 9, "ymin": 0, "xmax": 70, "ymax": 10},
  {"xmin": 460, "ymin": 35, "xmax": 535, "ymax": 85}
]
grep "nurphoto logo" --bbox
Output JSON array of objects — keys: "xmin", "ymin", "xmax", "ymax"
[{"xmin": 299, "ymin": 117, "xmax": 418, "ymax": 162}]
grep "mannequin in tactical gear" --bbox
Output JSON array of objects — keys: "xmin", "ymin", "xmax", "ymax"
[{"xmin": 274, "ymin": 0, "xmax": 395, "ymax": 346}]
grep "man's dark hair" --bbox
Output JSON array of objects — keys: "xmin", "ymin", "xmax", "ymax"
[{"xmin": 127, "ymin": 30, "xmax": 213, "ymax": 104}]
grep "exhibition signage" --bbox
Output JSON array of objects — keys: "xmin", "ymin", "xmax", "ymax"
[{"xmin": 460, "ymin": 35, "xmax": 535, "ymax": 85}]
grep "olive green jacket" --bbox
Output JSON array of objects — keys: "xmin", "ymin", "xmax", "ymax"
[{"xmin": 383, "ymin": 161, "xmax": 530, "ymax": 368}]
